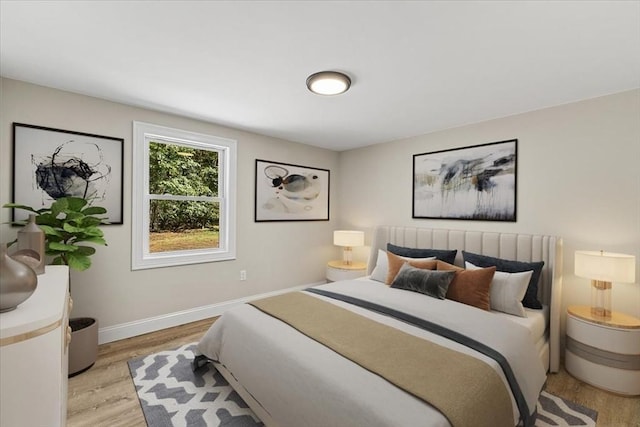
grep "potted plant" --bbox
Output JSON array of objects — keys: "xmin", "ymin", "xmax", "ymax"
[{"xmin": 4, "ymin": 197, "xmax": 107, "ymax": 376}]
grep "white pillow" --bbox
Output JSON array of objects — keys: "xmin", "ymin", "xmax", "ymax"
[
  {"xmin": 465, "ymin": 261, "xmax": 532, "ymax": 317},
  {"xmin": 370, "ymin": 249, "xmax": 435, "ymax": 283}
]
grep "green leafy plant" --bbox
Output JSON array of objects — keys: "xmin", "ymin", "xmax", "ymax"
[{"xmin": 3, "ymin": 197, "xmax": 108, "ymax": 271}]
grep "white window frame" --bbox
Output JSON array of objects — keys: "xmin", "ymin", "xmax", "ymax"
[{"xmin": 132, "ymin": 121, "xmax": 236, "ymax": 270}]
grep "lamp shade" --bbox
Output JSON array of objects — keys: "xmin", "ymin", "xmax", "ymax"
[
  {"xmin": 575, "ymin": 250, "xmax": 636, "ymax": 283},
  {"xmin": 333, "ymin": 230, "xmax": 364, "ymax": 247}
]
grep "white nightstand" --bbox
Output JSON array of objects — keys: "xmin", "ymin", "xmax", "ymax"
[
  {"xmin": 565, "ymin": 305, "xmax": 640, "ymax": 395},
  {"xmin": 326, "ymin": 260, "xmax": 367, "ymax": 282}
]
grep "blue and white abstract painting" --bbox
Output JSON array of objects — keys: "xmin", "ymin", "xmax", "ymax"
[{"xmin": 413, "ymin": 140, "xmax": 517, "ymax": 221}]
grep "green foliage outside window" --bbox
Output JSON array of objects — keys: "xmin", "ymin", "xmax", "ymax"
[{"xmin": 148, "ymin": 142, "xmax": 219, "ymax": 232}]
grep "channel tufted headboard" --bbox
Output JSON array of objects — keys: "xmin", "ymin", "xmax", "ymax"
[{"xmin": 367, "ymin": 225, "xmax": 563, "ymax": 373}]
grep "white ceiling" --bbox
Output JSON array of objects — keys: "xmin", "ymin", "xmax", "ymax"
[{"xmin": 1, "ymin": 1, "xmax": 639, "ymax": 151}]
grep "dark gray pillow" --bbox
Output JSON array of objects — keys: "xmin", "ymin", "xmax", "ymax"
[
  {"xmin": 390, "ymin": 263, "xmax": 455, "ymax": 299},
  {"xmin": 387, "ymin": 243, "xmax": 457, "ymax": 265},
  {"xmin": 461, "ymin": 251, "xmax": 544, "ymax": 309}
]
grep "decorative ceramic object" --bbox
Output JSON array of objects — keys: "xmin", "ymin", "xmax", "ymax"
[
  {"xmin": 0, "ymin": 242, "xmax": 38, "ymax": 312},
  {"xmin": 17, "ymin": 214, "xmax": 46, "ymax": 274},
  {"xmin": 11, "ymin": 249, "xmax": 41, "ymax": 272}
]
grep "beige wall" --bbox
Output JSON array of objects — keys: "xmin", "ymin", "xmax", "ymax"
[
  {"xmin": 0, "ymin": 78, "xmax": 340, "ymax": 332},
  {"xmin": 339, "ymin": 89, "xmax": 640, "ymax": 319},
  {"xmin": 2, "ymin": 78, "xmax": 638, "ymax": 339}
]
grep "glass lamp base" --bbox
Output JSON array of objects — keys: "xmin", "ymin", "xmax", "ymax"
[
  {"xmin": 342, "ymin": 247, "xmax": 353, "ymax": 266},
  {"xmin": 591, "ymin": 280, "xmax": 612, "ymax": 319}
]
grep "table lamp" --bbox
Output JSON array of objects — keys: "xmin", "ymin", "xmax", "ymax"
[
  {"xmin": 333, "ymin": 230, "xmax": 364, "ymax": 266},
  {"xmin": 575, "ymin": 250, "xmax": 636, "ymax": 318}
]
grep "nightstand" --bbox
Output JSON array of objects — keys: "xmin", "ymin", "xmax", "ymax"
[
  {"xmin": 326, "ymin": 260, "xmax": 367, "ymax": 282},
  {"xmin": 565, "ymin": 305, "xmax": 640, "ymax": 395}
]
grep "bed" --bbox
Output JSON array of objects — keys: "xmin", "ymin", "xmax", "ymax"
[{"xmin": 196, "ymin": 226, "xmax": 563, "ymax": 427}]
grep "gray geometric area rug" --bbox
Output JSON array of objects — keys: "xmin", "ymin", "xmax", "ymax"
[
  {"xmin": 128, "ymin": 343, "xmax": 263, "ymax": 427},
  {"xmin": 536, "ymin": 391, "xmax": 597, "ymax": 427},
  {"xmin": 129, "ymin": 342, "xmax": 597, "ymax": 427}
]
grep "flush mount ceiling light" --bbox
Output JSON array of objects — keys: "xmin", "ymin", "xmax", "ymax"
[{"xmin": 306, "ymin": 71, "xmax": 351, "ymax": 96}]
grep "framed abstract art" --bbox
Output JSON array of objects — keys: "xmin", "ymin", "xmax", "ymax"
[
  {"xmin": 413, "ymin": 139, "xmax": 517, "ymax": 221},
  {"xmin": 255, "ymin": 159, "xmax": 330, "ymax": 222},
  {"xmin": 11, "ymin": 123, "xmax": 124, "ymax": 224}
]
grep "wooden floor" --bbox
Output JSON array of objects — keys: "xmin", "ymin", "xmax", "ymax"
[
  {"xmin": 68, "ymin": 317, "xmax": 640, "ymax": 427},
  {"xmin": 544, "ymin": 368, "xmax": 640, "ymax": 427},
  {"xmin": 67, "ymin": 318, "xmax": 214, "ymax": 427}
]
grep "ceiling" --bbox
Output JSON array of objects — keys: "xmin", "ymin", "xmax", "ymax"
[{"xmin": 1, "ymin": 1, "xmax": 639, "ymax": 151}]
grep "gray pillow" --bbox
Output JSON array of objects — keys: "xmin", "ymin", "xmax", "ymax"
[
  {"xmin": 390, "ymin": 263, "xmax": 455, "ymax": 299},
  {"xmin": 387, "ymin": 243, "xmax": 457, "ymax": 265}
]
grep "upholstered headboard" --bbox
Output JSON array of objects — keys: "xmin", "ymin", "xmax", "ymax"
[{"xmin": 367, "ymin": 225, "xmax": 563, "ymax": 373}]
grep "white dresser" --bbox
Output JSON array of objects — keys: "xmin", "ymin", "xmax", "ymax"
[{"xmin": 1, "ymin": 266, "xmax": 71, "ymax": 426}]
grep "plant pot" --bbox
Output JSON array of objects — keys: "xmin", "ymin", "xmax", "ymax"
[{"xmin": 68, "ymin": 317, "xmax": 98, "ymax": 377}]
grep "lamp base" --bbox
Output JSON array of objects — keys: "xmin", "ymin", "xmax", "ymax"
[
  {"xmin": 591, "ymin": 280, "xmax": 612, "ymax": 319},
  {"xmin": 342, "ymin": 246, "xmax": 353, "ymax": 266},
  {"xmin": 590, "ymin": 307, "xmax": 612, "ymax": 318}
]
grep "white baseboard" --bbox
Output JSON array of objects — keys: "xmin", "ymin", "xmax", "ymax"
[{"xmin": 98, "ymin": 281, "xmax": 324, "ymax": 344}]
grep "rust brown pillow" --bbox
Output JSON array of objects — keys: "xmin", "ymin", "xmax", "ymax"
[
  {"xmin": 385, "ymin": 251, "xmax": 437, "ymax": 285},
  {"xmin": 437, "ymin": 260, "xmax": 496, "ymax": 311}
]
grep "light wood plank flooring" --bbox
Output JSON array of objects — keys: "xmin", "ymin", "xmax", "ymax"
[
  {"xmin": 67, "ymin": 318, "xmax": 214, "ymax": 427},
  {"xmin": 545, "ymin": 367, "xmax": 640, "ymax": 427},
  {"xmin": 68, "ymin": 318, "xmax": 640, "ymax": 427}
]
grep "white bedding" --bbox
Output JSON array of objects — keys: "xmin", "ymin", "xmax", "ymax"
[
  {"xmin": 492, "ymin": 304, "xmax": 549, "ymax": 371},
  {"xmin": 493, "ymin": 306, "xmax": 548, "ymax": 341},
  {"xmin": 358, "ymin": 276, "xmax": 549, "ymax": 345},
  {"xmin": 358, "ymin": 274, "xmax": 549, "ymax": 344},
  {"xmin": 198, "ymin": 279, "xmax": 547, "ymax": 427}
]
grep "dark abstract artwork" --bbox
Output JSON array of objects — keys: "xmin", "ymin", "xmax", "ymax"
[
  {"xmin": 413, "ymin": 140, "xmax": 517, "ymax": 221},
  {"xmin": 35, "ymin": 141, "xmax": 110, "ymax": 200},
  {"xmin": 12, "ymin": 123, "xmax": 124, "ymax": 223}
]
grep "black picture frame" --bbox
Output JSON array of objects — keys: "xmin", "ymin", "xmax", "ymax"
[
  {"xmin": 255, "ymin": 159, "xmax": 330, "ymax": 222},
  {"xmin": 413, "ymin": 139, "xmax": 517, "ymax": 221},
  {"xmin": 11, "ymin": 123, "xmax": 124, "ymax": 224}
]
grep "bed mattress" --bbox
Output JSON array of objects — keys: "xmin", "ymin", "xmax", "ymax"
[{"xmin": 198, "ymin": 279, "xmax": 547, "ymax": 427}]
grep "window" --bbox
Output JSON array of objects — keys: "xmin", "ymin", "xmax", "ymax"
[{"xmin": 132, "ymin": 122, "xmax": 236, "ymax": 269}]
